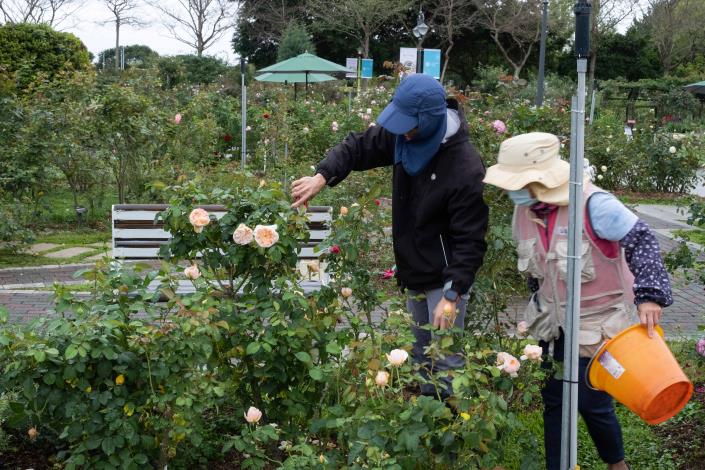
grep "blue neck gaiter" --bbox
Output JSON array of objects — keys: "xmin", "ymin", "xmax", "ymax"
[{"xmin": 394, "ymin": 107, "xmax": 448, "ymax": 176}]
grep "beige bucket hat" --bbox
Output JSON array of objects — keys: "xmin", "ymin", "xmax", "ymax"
[{"xmin": 483, "ymin": 132, "xmax": 568, "ymax": 191}]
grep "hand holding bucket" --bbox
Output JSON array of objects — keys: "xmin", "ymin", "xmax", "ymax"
[{"xmin": 588, "ymin": 324, "xmax": 693, "ymax": 425}]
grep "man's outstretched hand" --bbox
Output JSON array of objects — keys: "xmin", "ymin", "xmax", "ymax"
[{"xmin": 291, "ymin": 174, "xmax": 326, "ymax": 208}]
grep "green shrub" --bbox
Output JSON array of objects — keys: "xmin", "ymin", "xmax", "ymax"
[{"xmin": 0, "ymin": 23, "xmax": 91, "ymax": 93}]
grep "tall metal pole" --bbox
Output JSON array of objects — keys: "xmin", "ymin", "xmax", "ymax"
[
  {"xmin": 535, "ymin": 0, "xmax": 549, "ymax": 106},
  {"xmin": 589, "ymin": 84, "xmax": 597, "ymax": 125},
  {"xmin": 240, "ymin": 58, "xmax": 247, "ymax": 170},
  {"xmin": 560, "ymin": 2, "xmax": 591, "ymax": 469},
  {"xmin": 416, "ymin": 47, "xmax": 423, "ymax": 73}
]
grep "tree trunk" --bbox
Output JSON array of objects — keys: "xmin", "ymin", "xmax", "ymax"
[
  {"xmin": 440, "ymin": 39, "xmax": 454, "ymax": 84},
  {"xmin": 363, "ymin": 31, "xmax": 370, "ymax": 58},
  {"xmin": 115, "ymin": 19, "xmax": 121, "ymax": 71}
]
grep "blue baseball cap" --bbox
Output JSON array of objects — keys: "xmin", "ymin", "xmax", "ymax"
[{"xmin": 377, "ymin": 74, "xmax": 447, "ymax": 135}]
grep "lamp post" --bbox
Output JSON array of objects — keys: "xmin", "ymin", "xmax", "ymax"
[
  {"xmin": 240, "ymin": 57, "xmax": 247, "ymax": 169},
  {"xmin": 561, "ymin": 2, "xmax": 591, "ymax": 469},
  {"xmin": 356, "ymin": 47, "xmax": 362, "ymax": 96},
  {"xmin": 412, "ymin": 9, "xmax": 429, "ymax": 73},
  {"xmin": 535, "ymin": 0, "xmax": 549, "ymax": 106}
]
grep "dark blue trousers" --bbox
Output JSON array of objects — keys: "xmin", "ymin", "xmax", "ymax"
[{"xmin": 540, "ymin": 334, "xmax": 625, "ymax": 469}]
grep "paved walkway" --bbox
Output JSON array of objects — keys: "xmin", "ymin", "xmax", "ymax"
[{"xmin": 1, "ymin": 205, "xmax": 703, "ymax": 337}]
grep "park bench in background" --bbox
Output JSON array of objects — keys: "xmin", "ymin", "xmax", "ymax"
[{"xmin": 111, "ymin": 204, "xmax": 332, "ymax": 294}]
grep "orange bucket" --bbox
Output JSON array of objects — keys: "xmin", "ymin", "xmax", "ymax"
[{"xmin": 588, "ymin": 324, "xmax": 693, "ymax": 425}]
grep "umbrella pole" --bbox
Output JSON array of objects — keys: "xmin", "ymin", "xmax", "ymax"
[{"xmin": 306, "ymin": 71, "xmax": 309, "ymax": 95}]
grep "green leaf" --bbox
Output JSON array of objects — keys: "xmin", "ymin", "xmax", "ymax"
[
  {"xmin": 101, "ymin": 437, "xmax": 116, "ymax": 455},
  {"xmin": 309, "ymin": 367, "xmax": 323, "ymax": 381},
  {"xmin": 65, "ymin": 344, "xmax": 79, "ymax": 360},
  {"xmin": 325, "ymin": 342, "xmax": 342, "ymax": 355},
  {"xmin": 33, "ymin": 350, "xmax": 46, "ymax": 362},
  {"xmin": 246, "ymin": 342, "xmax": 261, "ymax": 355},
  {"xmin": 295, "ymin": 351, "xmax": 312, "ymax": 363}
]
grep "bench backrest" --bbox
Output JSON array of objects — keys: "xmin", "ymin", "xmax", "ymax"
[{"xmin": 111, "ymin": 204, "xmax": 332, "ymax": 282}]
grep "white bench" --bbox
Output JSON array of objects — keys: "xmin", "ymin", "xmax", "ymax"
[{"xmin": 111, "ymin": 204, "xmax": 332, "ymax": 293}]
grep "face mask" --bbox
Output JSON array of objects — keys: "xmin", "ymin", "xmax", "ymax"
[{"xmin": 507, "ymin": 188, "xmax": 537, "ymax": 206}]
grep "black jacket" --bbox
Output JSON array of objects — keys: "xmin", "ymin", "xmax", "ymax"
[{"xmin": 316, "ymin": 100, "xmax": 488, "ymax": 294}]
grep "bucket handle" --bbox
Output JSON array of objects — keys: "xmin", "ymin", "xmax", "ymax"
[{"xmin": 585, "ymin": 339, "xmax": 609, "ymax": 391}]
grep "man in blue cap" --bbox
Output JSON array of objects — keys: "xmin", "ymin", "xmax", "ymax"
[{"xmin": 291, "ymin": 74, "xmax": 488, "ymax": 398}]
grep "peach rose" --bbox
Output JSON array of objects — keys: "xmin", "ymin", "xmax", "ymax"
[
  {"xmin": 253, "ymin": 224, "xmax": 279, "ymax": 248},
  {"xmin": 520, "ymin": 344, "xmax": 543, "ymax": 362},
  {"xmin": 516, "ymin": 321, "xmax": 528, "ymax": 337},
  {"xmin": 497, "ymin": 353, "xmax": 521, "ymax": 377},
  {"xmin": 386, "ymin": 349, "xmax": 409, "ymax": 366},
  {"xmin": 340, "ymin": 287, "xmax": 352, "ymax": 298},
  {"xmin": 233, "ymin": 223, "xmax": 254, "ymax": 245},
  {"xmin": 184, "ymin": 265, "xmax": 201, "ymax": 280},
  {"xmin": 339, "ymin": 206, "xmax": 349, "ymax": 216},
  {"xmin": 244, "ymin": 406, "xmax": 262, "ymax": 424},
  {"xmin": 189, "ymin": 208, "xmax": 210, "ymax": 233},
  {"xmin": 375, "ymin": 370, "xmax": 389, "ymax": 387}
]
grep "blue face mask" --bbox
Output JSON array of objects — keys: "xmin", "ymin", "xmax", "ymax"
[{"xmin": 507, "ymin": 188, "xmax": 537, "ymax": 206}]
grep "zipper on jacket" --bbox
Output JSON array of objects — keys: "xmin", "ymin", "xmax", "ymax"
[{"xmin": 439, "ymin": 235, "xmax": 449, "ymax": 267}]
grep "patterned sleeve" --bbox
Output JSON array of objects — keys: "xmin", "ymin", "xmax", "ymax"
[{"xmin": 620, "ymin": 220, "xmax": 673, "ymax": 307}]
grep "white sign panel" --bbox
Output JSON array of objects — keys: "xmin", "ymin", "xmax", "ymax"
[
  {"xmin": 345, "ymin": 58, "xmax": 357, "ymax": 78},
  {"xmin": 399, "ymin": 48, "xmax": 417, "ymax": 75}
]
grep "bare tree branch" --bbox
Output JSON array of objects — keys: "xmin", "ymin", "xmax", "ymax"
[
  {"xmin": 472, "ymin": 0, "xmax": 542, "ymax": 79},
  {"xmin": 307, "ymin": 0, "xmax": 414, "ymax": 58},
  {"xmin": 430, "ymin": 0, "xmax": 478, "ymax": 82},
  {"xmin": 0, "ymin": 0, "xmax": 78, "ymax": 27},
  {"xmin": 101, "ymin": 0, "xmax": 146, "ymax": 71},
  {"xmin": 147, "ymin": 0, "xmax": 240, "ymax": 57}
]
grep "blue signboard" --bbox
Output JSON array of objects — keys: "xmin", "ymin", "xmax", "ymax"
[
  {"xmin": 423, "ymin": 49, "xmax": 441, "ymax": 80},
  {"xmin": 361, "ymin": 59, "xmax": 374, "ymax": 78}
]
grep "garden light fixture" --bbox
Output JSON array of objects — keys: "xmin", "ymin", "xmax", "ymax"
[{"xmin": 412, "ymin": 10, "xmax": 429, "ymax": 73}]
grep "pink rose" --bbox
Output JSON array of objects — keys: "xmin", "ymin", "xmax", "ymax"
[
  {"xmin": 492, "ymin": 120, "xmax": 507, "ymax": 134},
  {"xmin": 232, "ymin": 223, "xmax": 254, "ymax": 245},
  {"xmin": 174, "ymin": 113, "xmax": 182, "ymax": 124},
  {"xmin": 696, "ymin": 337, "xmax": 705, "ymax": 357},
  {"xmin": 244, "ymin": 406, "xmax": 262, "ymax": 424},
  {"xmin": 189, "ymin": 208, "xmax": 210, "ymax": 233},
  {"xmin": 184, "ymin": 265, "xmax": 201, "ymax": 280},
  {"xmin": 375, "ymin": 370, "xmax": 389, "ymax": 387},
  {"xmin": 517, "ymin": 321, "xmax": 528, "ymax": 337},
  {"xmin": 386, "ymin": 349, "xmax": 409, "ymax": 366},
  {"xmin": 520, "ymin": 344, "xmax": 543, "ymax": 362},
  {"xmin": 331, "ymin": 121, "xmax": 339, "ymax": 132},
  {"xmin": 253, "ymin": 224, "xmax": 279, "ymax": 248},
  {"xmin": 329, "ymin": 245, "xmax": 340, "ymax": 255},
  {"xmin": 381, "ymin": 268, "xmax": 395, "ymax": 280}
]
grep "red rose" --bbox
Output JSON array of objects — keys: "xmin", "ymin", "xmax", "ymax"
[
  {"xmin": 374, "ymin": 199, "xmax": 381, "ymax": 206},
  {"xmin": 330, "ymin": 245, "xmax": 340, "ymax": 254},
  {"xmin": 263, "ymin": 113, "xmax": 270, "ymax": 119},
  {"xmin": 223, "ymin": 134, "xmax": 232, "ymax": 142}
]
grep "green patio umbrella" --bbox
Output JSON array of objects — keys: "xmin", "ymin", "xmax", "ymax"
[
  {"xmin": 256, "ymin": 71, "xmax": 338, "ymax": 100},
  {"xmin": 257, "ymin": 52, "xmax": 353, "ymax": 95},
  {"xmin": 684, "ymin": 80, "xmax": 705, "ymax": 95},
  {"xmin": 256, "ymin": 72, "xmax": 337, "ymax": 83}
]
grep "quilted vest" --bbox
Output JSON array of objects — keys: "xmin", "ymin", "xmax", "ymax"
[{"xmin": 512, "ymin": 185, "xmax": 636, "ymax": 356}]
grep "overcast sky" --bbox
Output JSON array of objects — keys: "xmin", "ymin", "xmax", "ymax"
[{"xmin": 61, "ymin": 1, "xmax": 238, "ymax": 64}]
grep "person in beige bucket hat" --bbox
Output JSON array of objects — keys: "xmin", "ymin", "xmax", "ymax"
[{"xmin": 484, "ymin": 132, "xmax": 673, "ymax": 470}]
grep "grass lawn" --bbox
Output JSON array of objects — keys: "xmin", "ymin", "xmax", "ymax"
[
  {"xmin": 503, "ymin": 340, "xmax": 705, "ymax": 469},
  {"xmin": 615, "ymin": 191, "xmax": 696, "ymax": 207},
  {"xmin": 673, "ymin": 229, "xmax": 705, "ymax": 246},
  {"xmin": 0, "ymin": 230, "xmax": 111, "ymax": 268}
]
